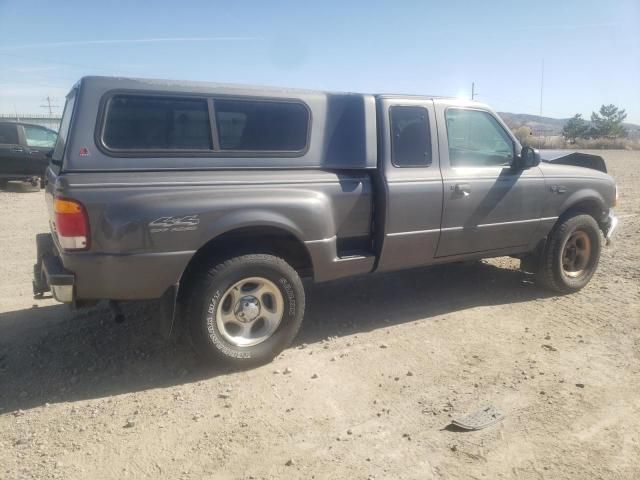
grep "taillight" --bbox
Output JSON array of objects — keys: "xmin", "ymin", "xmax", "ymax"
[{"xmin": 54, "ymin": 197, "xmax": 90, "ymax": 250}]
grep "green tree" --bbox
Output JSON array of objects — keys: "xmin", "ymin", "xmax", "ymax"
[
  {"xmin": 590, "ymin": 104, "xmax": 627, "ymax": 138},
  {"xmin": 562, "ymin": 114, "xmax": 589, "ymax": 142}
]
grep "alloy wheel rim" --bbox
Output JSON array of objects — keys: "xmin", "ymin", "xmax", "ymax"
[{"xmin": 216, "ymin": 276, "xmax": 284, "ymax": 347}]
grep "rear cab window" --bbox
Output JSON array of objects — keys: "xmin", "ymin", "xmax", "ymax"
[
  {"xmin": 103, "ymin": 95, "xmax": 212, "ymax": 150},
  {"xmin": 215, "ymin": 99, "xmax": 308, "ymax": 152},
  {"xmin": 52, "ymin": 90, "xmax": 76, "ymax": 164},
  {"xmin": 98, "ymin": 93, "xmax": 310, "ymax": 156}
]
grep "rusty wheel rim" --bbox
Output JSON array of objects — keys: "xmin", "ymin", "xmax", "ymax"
[{"xmin": 562, "ymin": 230, "xmax": 592, "ymax": 278}]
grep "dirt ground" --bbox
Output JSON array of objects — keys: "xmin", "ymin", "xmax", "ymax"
[{"xmin": 1, "ymin": 150, "xmax": 638, "ymax": 480}]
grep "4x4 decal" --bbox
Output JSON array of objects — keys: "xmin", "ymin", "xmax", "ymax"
[{"xmin": 149, "ymin": 215, "xmax": 200, "ymax": 233}]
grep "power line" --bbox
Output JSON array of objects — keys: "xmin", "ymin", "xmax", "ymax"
[{"xmin": 40, "ymin": 96, "xmax": 60, "ymax": 116}]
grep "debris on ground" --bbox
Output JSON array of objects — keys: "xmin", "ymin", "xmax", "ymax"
[{"xmin": 450, "ymin": 405, "xmax": 505, "ymax": 431}]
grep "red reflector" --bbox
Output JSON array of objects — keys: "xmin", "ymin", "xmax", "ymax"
[
  {"xmin": 56, "ymin": 211, "xmax": 87, "ymax": 236},
  {"xmin": 54, "ymin": 197, "xmax": 90, "ymax": 250}
]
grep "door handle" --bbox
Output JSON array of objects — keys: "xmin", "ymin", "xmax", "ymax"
[
  {"xmin": 10, "ymin": 147, "xmax": 24, "ymax": 153},
  {"xmin": 454, "ymin": 183, "xmax": 472, "ymax": 197}
]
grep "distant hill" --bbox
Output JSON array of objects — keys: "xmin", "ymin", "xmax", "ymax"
[{"xmin": 498, "ymin": 112, "xmax": 640, "ymax": 139}]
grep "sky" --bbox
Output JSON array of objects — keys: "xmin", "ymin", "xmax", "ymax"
[{"xmin": 0, "ymin": 0, "xmax": 639, "ymax": 123}]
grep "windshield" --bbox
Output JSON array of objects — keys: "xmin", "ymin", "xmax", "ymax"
[{"xmin": 51, "ymin": 89, "xmax": 76, "ymax": 163}]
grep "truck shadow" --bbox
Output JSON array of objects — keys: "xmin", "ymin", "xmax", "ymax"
[{"xmin": 0, "ymin": 261, "xmax": 550, "ymax": 413}]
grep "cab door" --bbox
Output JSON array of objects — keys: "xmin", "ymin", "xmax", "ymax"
[
  {"xmin": 375, "ymin": 97, "xmax": 443, "ymax": 273},
  {"xmin": 434, "ymin": 103, "xmax": 544, "ymax": 258},
  {"xmin": 0, "ymin": 123, "xmax": 29, "ymax": 177},
  {"xmin": 20, "ymin": 124, "xmax": 57, "ymax": 176}
]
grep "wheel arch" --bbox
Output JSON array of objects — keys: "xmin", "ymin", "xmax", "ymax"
[
  {"xmin": 556, "ymin": 190, "xmax": 608, "ymax": 229},
  {"xmin": 177, "ymin": 224, "xmax": 314, "ymax": 303}
]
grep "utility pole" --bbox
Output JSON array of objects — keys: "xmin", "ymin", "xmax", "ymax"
[
  {"xmin": 40, "ymin": 96, "xmax": 60, "ymax": 116},
  {"xmin": 539, "ymin": 59, "xmax": 544, "ymax": 116}
]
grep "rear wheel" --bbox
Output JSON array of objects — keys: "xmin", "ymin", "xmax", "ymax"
[
  {"xmin": 184, "ymin": 254, "xmax": 305, "ymax": 367},
  {"xmin": 537, "ymin": 214, "xmax": 602, "ymax": 293}
]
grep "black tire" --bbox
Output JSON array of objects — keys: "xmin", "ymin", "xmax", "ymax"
[
  {"xmin": 537, "ymin": 214, "xmax": 602, "ymax": 293},
  {"xmin": 5, "ymin": 180, "xmax": 40, "ymax": 193},
  {"xmin": 184, "ymin": 253, "xmax": 305, "ymax": 367}
]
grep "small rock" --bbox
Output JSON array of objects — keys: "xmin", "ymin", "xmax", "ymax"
[
  {"xmin": 575, "ymin": 383, "xmax": 585, "ymax": 388},
  {"xmin": 285, "ymin": 459, "xmax": 294, "ymax": 466},
  {"xmin": 273, "ymin": 370, "xmax": 281, "ymax": 374},
  {"xmin": 284, "ymin": 367, "xmax": 293, "ymax": 374},
  {"xmin": 542, "ymin": 344, "xmax": 557, "ymax": 352},
  {"xmin": 330, "ymin": 357, "xmax": 337, "ymax": 362},
  {"xmin": 380, "ymin": 344, "xmax": 388, "ymax": 349},
  {"xmin": 347, "ymin": 429, "xmax": 353, "ymax": 435},
  {"xmin": 311, "ymin": 373, "xmax": 318, "ymax": 379},
  {"xmin": 218, "ymin": 393, "xmax": 231, "ymax": 399},
  {"xmin": 406, "ymin": 371, "xmax": 413, "ymax": 377},
  {"xmin": 124, "ymin": 420, "xmax": 136, "ymax": 428}
]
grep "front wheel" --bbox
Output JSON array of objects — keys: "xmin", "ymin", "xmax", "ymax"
[
  {"xmin": 184, "ymin": 254, "xmax": 305, "ymax": 367},
  {"xmin": 537, "ymin": 214, "xmax": 602, "ymax": 293}
]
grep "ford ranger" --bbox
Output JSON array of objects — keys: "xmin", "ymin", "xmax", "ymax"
[{"xmin": 33, "ymin": 76, "xmax": 618, "ymax": 366}]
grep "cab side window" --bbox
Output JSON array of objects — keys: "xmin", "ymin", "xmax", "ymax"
[
  {"xmin": 445, "ymin": 109, "xmax": 514, "ymax": 167},
  {"xmin": 24, "ymin": 126, "xmax": 57, "ymax": 148},
  {"xmin": 390, "ymin": 106, "xmax": 431, "ymax": 167}
]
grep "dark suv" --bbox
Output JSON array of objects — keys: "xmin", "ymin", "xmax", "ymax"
[{"xmin": 0, "ymin": 121, "xmax": 57, "ymax": 185}]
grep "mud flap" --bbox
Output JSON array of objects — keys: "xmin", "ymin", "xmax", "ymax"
[
  {"xmin": 33, "ymin": 233, "xmax": 54, "ymax": 296},
  {"xmin": 158, "ymin": 284, "xmax": 179, "ymax": 339}
]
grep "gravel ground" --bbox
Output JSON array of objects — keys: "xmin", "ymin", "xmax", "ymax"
[{"xmin": 0, "ymin": 150, "xmax": 639, "ymax": 480}]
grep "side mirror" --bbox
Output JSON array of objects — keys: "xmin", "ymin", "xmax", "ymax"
[{"xmin": 514, "ymin": 146, "xmax": 540, "ymax": 170}]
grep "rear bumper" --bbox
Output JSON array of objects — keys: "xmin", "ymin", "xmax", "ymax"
[
  {"xmin": 33, "ymin": 233, "xmax": 193, "ymax": 302},
  {"xmin": 43, "ymin": 255, "xmax": 75, "ymax": 302}
]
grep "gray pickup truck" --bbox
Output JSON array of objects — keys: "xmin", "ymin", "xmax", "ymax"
[{"xmin": 33, "ymin": 76, "xmax": 618, "ymax": 366}]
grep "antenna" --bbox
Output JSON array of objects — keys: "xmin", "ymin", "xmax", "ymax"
[
  {"xmin": 539, "ymin": 59, "xmax": 544, "ymax": 116},
  {"xmin": 471, "ymin": 82, "xmax": 478, "ymax": 100},
  {"xmin": 40, "ymin": 96, "xmax": 60, "ymax": 116}
]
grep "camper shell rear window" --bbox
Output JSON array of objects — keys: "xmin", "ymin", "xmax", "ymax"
[{"xmin": 99, "ymin": 93, "xmax": 310, "ymax": 156}]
